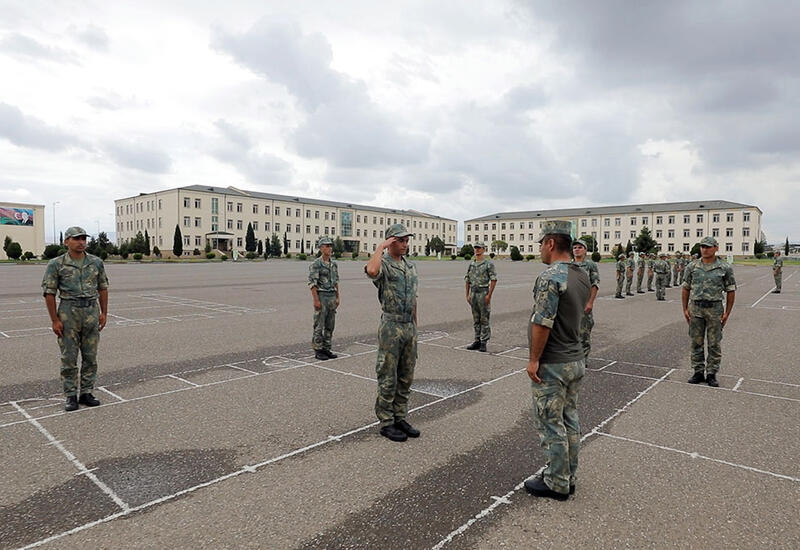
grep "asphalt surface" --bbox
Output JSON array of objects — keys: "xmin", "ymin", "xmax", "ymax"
[{"xmin": 0, "ymin": 258, "xmax": 797, "ymax": 549}]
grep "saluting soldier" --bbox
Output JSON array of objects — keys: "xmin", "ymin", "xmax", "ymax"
[
  {"xmin": 42, "ymin": 227, "xmax": 109, "ymax": 411},
  {"xmin": 365, "ymin": 224, "xmax": 420, "ymax": 442},
  {"xmin": 572, "ymin": 239, "xmax": 600, "ymax": 358},
  {"xmin": 465, "ymin": 241, "xmax": 497, "ymax": 352},
  {"xmin": 625, "ymin": 251, "xmax": 635, "ymax": 296},
  {"xmin": 772, "ymin": 251, "xmax": 783, "ymax": 293},
  {"xmin": 654, "ymin": 251, "xmax": 669, "ymax": 301},
  {"xmin": 308, "ymin": 236, "xmax": 339, "ymax": 360},
  {"xmin": 682, "ymin": 237, "xmax": 736, "ymax": 387},
  {"xmin": 615, "ymin": 253, "xmax": 626, "ymax": 299},
  {"xmin": 647, "ymin": 253, "xmax": 656, "ymax": 291},
  {"xmin": 635, "ymin": 251, "xmax": 646, "ymax": 293}
]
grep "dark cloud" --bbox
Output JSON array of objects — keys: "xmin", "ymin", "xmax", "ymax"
[
  {"xmin": 212, "ymin": 18, "xmax": 429, "ymax": 168},
  {"xmin": 103, "ymin": 139, "xmax": 172, "ymax": 174},
  {"xmin": 0, "ymin": 32, "xmax": 77, "ymax": 63},
  {"xmin": 0, "ymin": 102, "xmax": 83, "ymax": 151}
]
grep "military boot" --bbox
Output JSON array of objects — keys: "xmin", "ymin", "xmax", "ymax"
[
  {"xmin": 315, "ymin": 350, "xmax": 329, "ymax": 361},
  {"xmin": 615, "ymin": 294, "xmax": 624, "ymax": 299},
  {"xmin": 479, "ymin": 342, "xmax": 487, "ymax": 352},
  {"xmin": 394, "ymin": 419, "xmax": 420, "ymax": 438},
  {"xmin": 379, "ymin": 425, "xmax": 407, "ymax": 442},
  {"xmin": 323, "ymin": 349, "xmax": 338, "ymax": 359},
  {"xmin": 466, "ymin": 341, "xmax": 481, "ymax": 350},
  {"xmin": 65, "ymin": 395, "xmax": 79, "ymax": 412},
  {"xmin": 524, "ymin": 476, "xmax": 568, "ymax": 501},
  {"xmin": 78, "ymin": 393, "xmax": 100, "ymax": 407},
  {"xmin": 687, "ymin": 371, "xmax": 705, "ymax": 384},
  {"xmin": 706, "ymin": 373, "xmax": 719, "ymax": 387}
]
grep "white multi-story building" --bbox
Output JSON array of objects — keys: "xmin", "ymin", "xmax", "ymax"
[
  {"xmin": 115, "ymin": 185, "xmax": 457, "ymax": 256},
  {"xmin": 0, "ymin": 201, "xmax": 45, "ymax": 259},
  {"xmin": 465, "ymin": 200, "xmax": 763, "ymax": 256}
]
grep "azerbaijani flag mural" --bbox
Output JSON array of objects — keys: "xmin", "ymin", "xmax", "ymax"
[{"xmin": 0, "ymin": 207, "xmax": 34, "ymax": 226}]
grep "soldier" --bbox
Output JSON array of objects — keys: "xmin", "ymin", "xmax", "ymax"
[
  {"xmin": 672, "ymin": 252, "xmax": 681, "ymax": 286},
  {"xmin": 682, "ymin": 236, "xmax": 736, "ymax": 388},
  {"xmin": 41, "ymin": 227, "xmax": 109, "ymax": 411},
  {"xmin": 654, "ymin": 251, "xmax": 669, "ymax": 301},
  {"xmin": 571, "ymin": 239, "xmax": 599, "ymax": 359},
  {"xmin": 308, "ymin": 236, "xmax": 339, "ymax": 361},
  {"xmin": 625, "ymin": 251, "xmax": 635, "ymax": 296},
  {"xmin": 772, "ymin": 251, "xmax": 783, "ymax": 293},
  {"xmin": 635, "ymin": 251, "xmax": 646, "ymax": 293},
  {"xmin": 615, "ymin": 253, "xmax": 626, "ymax": 299},
  {"xmin": 464, "ymin": 241, "xmax": 497, "ymax": 352},
  {"xmin": 647, "ymin": 253, "xmax": 656, "ymax": 292},
  {"xmin": 524, "ymin": 220, "xmax": 591, "ymax": 501},
  {"xmin": 664, "ymin": 254, "xmax": 672, "ymax": 288},
  {"xmin": 677, "ymin": 251, "xmax": 687, "ymax": 285},
  {"xmin": 365, "ymin": 224, "xmax": 420, "ymax": 442}
]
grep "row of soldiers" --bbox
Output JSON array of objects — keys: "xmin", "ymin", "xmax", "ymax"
[{"xmin": 616, "ymin": 250, "xmax": 699, "ymax": 301}]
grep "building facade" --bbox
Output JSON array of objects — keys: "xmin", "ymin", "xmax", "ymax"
[
  {"xmin": 115, "ymin": 186, "xmax": 457, "ymax": 256},
  {"xmin": 465, "ymin": 200, "xmax": 763, "ymax": 256},
  {"xmin": 0, "ymin": 202, "xmax": 45, "ymax": 259}
]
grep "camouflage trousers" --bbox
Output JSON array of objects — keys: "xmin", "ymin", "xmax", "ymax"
[
  {"xmin": 469, "ymin": 288, "xmax": 491, "ymax": 342},
  {"xmin": 636, "ymin": 269, "xmax": 645, "ymax": 292},
  {"xmin": 57, "ymin": 300, "xmax": 100, "ymax": 396},
  {"xmin": 672, "ymin": 267, "xmax": 679, "ymax": 286},
  {"xmin": 647, "ymin": 271, "xmax": 654, "ymax": 291},
  {"xmin": 531, "ymin": 360, "xmax": 585, "ymax": 494},
  {"xmin": 312, "ymin": 292, "xmax": 337, "ymax": 351},
  {"xmin": 679, "ymin": 270, "xmax": 685, "ymax": 285},
  {"xmin": 625, "ymin": 274, "xmax": 633, "ymax": 294},
  {"xmin": 616, "ymin": 275, "xmax": 624, "ymax": 297},
  {"xmin": 689, "ymin": 302, "xmax": 724, "ymax": 374},
  {"xmin": 375, "ymin": 318, "xmax": 417, "ymax": 427},
  {"xmin": 774, "ymin": 273, "xmax": 782, "ymax": 291},
  {"xmin": 655, "ymin": 273, "xmax": 668, "ymax": 300},
  {"xmin": 580, "ymin": 311, "xmax": 594, "ymax": 359}
]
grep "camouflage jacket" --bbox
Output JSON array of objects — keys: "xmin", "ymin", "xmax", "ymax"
[
  {"xmin": 626, "ymin": 258, "xmax": 635, "ymax": 271},
  {"xmin": 773, "ymin": 257, "xmax": 783, "ymax": 273},
  {"xmin": 465, "ymin": 258, "xmax": 497, "ymax": 288},
  {"xmin": 573, "ymin": 259, "xmax": 600, "ymax": 288},
  {"xmin": 654, "ymin": 259, "xmax": 669, "ymax": 274},
  {"xmin": 366, "ymin": 253, "xmax": 418, "ymax": 317},
  {"xmin": 42, "ymin": 252, "xmax": 109, "ymax": 300},
  {"xmin": 647, "ymin": 259, "xmax": 655, "ymax": 270},
  {"xmin": 637, "ymin": 257, "xmax": 646, "ymax": 270},
  {"xmin": 616, "ymin": 260, "xmax": 626, "ymax": 274},
  {"xmin": 308, "ymin": 257, "xmax": 338, "ymax": 292},
  {"xmin": 683, "ymin": 257, "xmax": 736, "ymax": 301}
]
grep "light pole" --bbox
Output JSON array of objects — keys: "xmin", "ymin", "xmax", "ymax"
[{"xmin": 52, "ymin": 201, "xmax": 59, "ymax": 244}]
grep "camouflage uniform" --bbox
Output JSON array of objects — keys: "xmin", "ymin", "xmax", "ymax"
[
  {"xmin": 529, "ymin": 259, "xmax": 590, "ymax": 495},
  {"xmin": 683, "ymin": 257, "xmax": 736, "ymax": 376},
  {"xmin": 366, "ymin": 251, "xmax": 418, "ymax": 427},
  {"xmin": 673, "ymin": 253, "xmax": 682, "ymax": 285},
  {"xmin": 677, "ymin": 253, "xmax": 687, "ymax": 285},
  {"xmin": 42, "ymin": 252, "xmax": 109, "ymax": 396},
  {"xmin": 654, "ymin": 255, "xmax": 669, "ymax": 300},
  {"xmin": 773, "ymin": 256, "xmax": 783, "ymax": 292},
  {"xmin": 465, "ymin": 257, "xmax": 497, "ymax": 343},
  {"xmin": 573, "ymin": 258, "xmax": 600, "ymax": 358},
  {"xmin": 664, "ymin": 256, "xmax": 672, "ymax": 288},
  {"xmin": 636, "ymin": 254, "xmax": 646, "ymax": 293},
  {"xmin": 625, "ymin": 255, "xmax": 635, "ymax": 295},
  {"xmin": 647, "ymin": 254, "xmax": 656, "ymax": 291},
  {"xmin": 615, "ymin": 255, "xmax": 626, "ymax": 298},
  {"xmin": 308, "ymin": 254, "xmax": 339, "ymax": 352}
]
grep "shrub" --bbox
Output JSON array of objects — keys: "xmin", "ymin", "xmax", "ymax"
[
  {"xmin": 121, "ymin": 251, "xmax": 129, "ymax": 259},
  {"xmin": 591, "ymin": 251, "xmax": 601, "ymax": 262},
  {"xmin": 98, "ymin": 250, "xmax": 108, "ymax": 260},
  {"xmin": 206, "ymin": 252, "xmax": 216, "ymax": 259},
  {"xmin": 246, "ymin": 252, "xmax": 258, "ymax": 260},
  {"xmin": 489, "ymin": 252, "xmax": 495, "ymax": 259},
  {"xmin": 412, "ymin": 251, "xmax": 418, "ymax": 257},
  {"xmin": 285, "ymin": 253, "xmax": 292, "ymax": 259},
  {"xmin": 464, "ymin": 253, "xmax": 472, "ymax": 261},
  {"xmin": 333, "ymin": 251, "xmax": 341, "ymax": 259},
  {"xmin": 766, "ymin": 251, "xmax": 774, "ymax": 259},
  {"xmin": 352, "ymin": 251, "xmax": 359, "ymax": 259},
  {"xmin": 298, "ymin": 253, "xmax": 307, "ymax": 260},
  {"xmin": 459, "ymin": 244, "xmax": 474, "ymax": 258},
  {"xmin": 152, "ymin": 246, "xmax": 161, "ymax": 257},
  {"xmin": 220, "ymin": 254, "xmax": 228, "ymax": 261},
  {"xmin": 525, "ymin": 254, "xmax": 535, "ymax": 261},
  {"xmin": 43, "ymin": 244, "xmax": 65, "ymax": 259},
  {"xmin": 23, "ymin": 251, "xmax": 35, "ymax": 260},
  {"xmin": 510, "ymin": 246, "xmax": 523, "ymax": 261},
  {"xmin": 450, "ymin": 254, "xmax": 457, "ymax": 260},
  {"xmin": 133, "ymin": 252, "xmax": 143, "ymax": 261},
  {"xmin": 193, "ymin": 248, "xmax": 201, "ymax": 256},
  {"xmin": 263, "ymin": 251, "xmax": 269, "ymax": 260},
  {"xmin": 5, "ymin": 241, "xmax": 22, "ymax": 260}
]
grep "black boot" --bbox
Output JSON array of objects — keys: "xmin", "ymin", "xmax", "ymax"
[
  {"xmin": 479, "ymin": 342, "xmax": 487, "ymax": 352},
  {"xmin": 323, "ymin": 349, "xmax": 338, "ymax": 359},
  {"xmin": 379, "ymin": 425, "xmax": 407, "ymax": 442},
  {"xmin": 394, "ymin": 419, "xmax": 420, "ymax": 438},
  {"xmin": 466, "ymin": 341, "xmax": 481, "ymax": 350},
  {"xmin": 315, "ymin": 350, "xmax": 329, "ymax": 361},
  {"xmin": 78, "ymin": 393, "xmax": 100, "ymax": 407},
  {"xmin": 706, "ymin": 373, "xmax": 719, "ymax": 387},
  {"xmin": 65, "ymin": 395, "xmax": 79, "ymax": 411},
  {"xmin": 524, "ymin": 476, "xmax": 569, "ymax": 501},
  {"xmin": 687, "ymin": 371, "xmax": 705, "ymax": 384}
]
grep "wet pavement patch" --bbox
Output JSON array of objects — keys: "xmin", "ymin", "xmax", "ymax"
[{"xmin": 412, "ymin": 378, "xmax": 476, "ymax": 398}]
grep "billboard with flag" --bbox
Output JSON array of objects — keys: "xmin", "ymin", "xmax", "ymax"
[{"xmin": 0, "ymin": 207, "xmax": 34, "ymax": 226}]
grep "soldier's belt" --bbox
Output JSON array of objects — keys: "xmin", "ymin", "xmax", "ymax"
[
  {"xmin": 381, "ymin": 312, "xmax": 415, "ymax": 323},
  {"xmin": 692, "ymin": 300, "xmax": 721, "ymax": 307},
  {"xmin": 62, "ymin": 297, "xmax": 97, "ymax": 307},
  {"xmin": 471, "ymin": 286, "xmax": 489, "ymax": 291},
  {"xmin": 316, "ymin": 289, "xmax": 337, "ymax": 293}
]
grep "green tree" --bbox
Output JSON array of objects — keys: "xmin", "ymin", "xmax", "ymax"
[
  {"xmin": 59, "ymin": 231, "xmax": 63, "ymax": 244},
  {"xmin": 459, "ymin": 244, "xmax": 474, "ymax": 257},
  {"xmin": 430, "ymin": 236, "xmax": 445, "ymax": 255},
  {"xmin": 283, "ymin": 232, "xmax": 289, "ymax": 255},
  {"xmin": 625, "ymin": 240, "xmax": 632, "ymax": 255},
  {"xmin": 578, "ymin": 234, "xmax": 596, "ymax": 252},
  {"xmin": 245, "ymin": 222, "xmax": 256, "ymax": 252},
  {"xmin": 205, "ymin": 241, "xmax": 212, "ymax": 254},
  {"xmin": 754, "ymin": 239, "xmax": 765, "ymax": 255},
  {"xmin": 3, "ymin": 236, "xmax": 11, "ymax": 254},
  {"xmin": 270, "ymin": 233, "xmax": 282, "ymax": 257},
  {"xmin": 173, "ymin": 224, "xmax": 183, "ymax": 256},
  {"xmin": 86, "ymin": 236, "xmax": 99, "ymax": 255},
  {"xmin": 491, "ymin": 240, "xmax": 508, "ymax": 253},
  {"xmin": 633, "ymin": 226, "xmax": 657, "ymax": 254},
  {"xmin": 43, "ymin": 244, "xmax": 64, "ymax": 259},
  {"xmin": 611, "ymin": 243, "xmax": 623, "ymax": 258},
  {"xmin": 591, "ymin": 250, "xmax": 601, "ymax": 262},
  {"xmin": 257, "ymin": 239, "xmax": 263, "ymax": 256},
  {"xmin": 6, "ymin": 241, "xmax": 22, "ymax": 260},
  {"xmin": 130, "ymin": 231, "xmax": 147, "ymax": 254},
  {"xmin": 333, "ymin": 236, "xmax": 344, "ymax": 258},
  {"xmin": 786, "ymin": 237, "xmax": 790, "ymax": 256},
  {"xmin": 144, "ymin": 229, "xmax": 151, "ymax": 256},
  {"xmin": 424, "ymin": 238, "xmax": 431, "ymax": 256},
  {"xmin": 510, "ymin": 245, "xmax": 523, "ymax": 261}
]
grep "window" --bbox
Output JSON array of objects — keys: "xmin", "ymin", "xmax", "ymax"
[
  {"xmin": 331, "ymin": 213, "xmax": 336, "ymax": 221},
  {"xmin": 501, "ymin": 234, "xmax": 506, "ymax": 241},
  {"xmin": 314, "ymin": 210, "xmax": 319, "ymax": 219},
  {"xmin": 742, "ymin": 242, "xmax": 749, "ymax": 252},
  {"xmin": 697, "ymin": 214, "xmax": 703, "ymax": 223},
  {"xmin": 306, "ymin": 210, "xmax": 311, "ymax": 218},
  {"xmin": 253, "ymin": 222, "xmax": 258, "ymax": 231},
  {"xmin": 237, "ymin": 220, "xmax": 243, "ymax": 230},
  {"xmin": 296, "ymin": 224, "xmax": 301, "ymax": 233},
  {"xmin": 265, "ymin": 205, "xmax": 270, "ymax": 215},
  {"xmin": 683, "ymin": 243, "xmax": 690, "ymax": 251},
  {"xmin": 466, "ymin": 224, "xmax": 471, "ymax": 231},
  {"xmin": 743, "ymin": 212, "xmax": 750, "ymax": 222},
  {"xmin": 726, "ymin": 228, "xmax": 733, "ymax": 237},
  {"xmin": 252, "ymin": 204, "xmax": 258, "ymax": 214},
  {"xmin": 159, "ymin": 217, "xmax": 162, "ymax": 228},
  {"xmin": 520, "ymin": 234, "xmax": 524, "ymax": 241},
  {"xmin": 491, "ymin": 223, "xmax": 495, "ymax": 230},
  {"xmin": 642, "ymin": 217, "xmax": 648, "ymax": 226},
  {"xmin": 603, "ymin": 244, "xmax": 609, "ymax": 252},
  {"xmin": 510, "ymin": 222, "xmax": 515, "ymax": 229},
  {"xmin": 683, "ymin": 229, "xmax": 690, "ymax": 237},
  {"xmin": 725, "ymin": 242, "xmax": 733, "ymax": 252},
  {"xmin": 184, "ymin": 197, "xmax": 191, "ymax": 208},
  {"xmin": 306, "ymin": 225, "xmax": 311, "ymax": 233},
  {"xmin": 325, "ymin": 212, "xmax": 329, "ymax": 220},
  {"xmin": 630, "ymin": 217, "xmax": 636, "ymax": 225},
  {"xmin": 484, "ymin": 223, "xmax": 489, "ymax": 230},
  {"xmin": 211, "ymin": 198, "xmax": 218, "ymax": 214},
  {"xmin": 712, "ymin": 228, "xmax": 719, "ymax": 237},
  {"xmin": 683, "ymin": 215, "xmax": 690, "ymax": 223},
  {"xmin": 313, "ymin": 226, "xmax": 319, "ymax": 234},
  {"xmin": 237, "ymin": 203, "xmax": 243, "ymax": 213},
  {"xmin": 296, "ymin": 209, "xmax": 301, "ymax": 217},
  {"xmin": 696, "ymin": 229, "xmax": 703, "ymax": 237},
  {"xmin": 484, "ymin": 235, "xmax": 488, "ymax": 242},
  {"xmin": 581, "ymin": 219, "xmax": 587, "ymax": 227},
  {"xmin": 614, "ymin": 231, "xmax": 621, "ymax": 239},
  {"xmin": 286, "ymin": 224, "xmax": 292, "ymax": 233},
  {"xmin": 668, "ymin": 243, "xmax": 674, "ymax": 251},
  {"xmin": 726, "ymin": 213, "xmax": 734, "ymax": 222},
  {"xmin": 466, "ymin": 235, "xmax": 471, "ymax": 242},
  {"xmin": 615, "ymin": 218, "xmax": 621, "ymax": 226},
  {"xmin": 743, "ymin": 227, "xmax": 750, "ymax": 237},
  {"xmin": 183, "ymin": 216, "xmax": 190, "ymax": 227},
  {"xmin": 373, "ymin": 230, "xmax": 377, "ymax": 238},
  {"xmin": 356, "ymin": 229, "xmax": 361, "ymax": 237},
  {"xmin": 604, "ymin": 231, "xmax": 610, "ymax": 239},
  {"xmin": 194, "ymin": 217, "xmax": 201, "ymax": 227},
  {"xmin": 184, "ymin": 235, "xmax": 190, "ymax": 246},
  {"xmin": 668, "ymin": 229, "xmax": 675, "ymax": 238},
  {"xmin": 357, "ymin": 215, "xmax": 361, "ymax": 223},
  {"xmin": 237, "ymin": 237, "xmax": 243, "ymax": 247},
  {"xmin": 194, "ymin": 199, "xmax": 201, "ymax": 209},
  {"xmin": 668, "ymin": 215, "xmax": 675, "ymax": 224},
  {"xmin": 158, "ymin": 199, "xmax": 162, "ymax": 210},
  {"xmin": 501, "ymin": 222, "xmax": 506, "ymax": 230},
  {"xmin": 340, "ymin": 212, "xmax": 352, "ymax": 237},
  {"xmin": 275, "ymin": 223, "xmax": 280, "ymax": 232},
  {"xmin": 211, "ymin": 216, "xmax": 218, "ymax": 231},
  {"xmin": 195, "ymin": 236, "xmax": 201, "ymax": 246},
  {"xmin": 712, "ymin": 214, "xmax": 720, "ymax": 223},
  {"xmin": 592, "ymin": 219, "xmax": 597, "ymax": 227},
  {"xmin": 227, "ymin": 202, "xmax": 233, "ymax": 211},
  {"xmin": 630, "ymin": 231, "xmax": 636, "ymax": 238},
  {"xmin": 264, "ymin": 222, "xmax": 270, "ymax": 231},
  {"xmin": 286, "ymin": 208, "xmax": 291, "ymax": 216},
  {"xmin": 604, "ymin": 218, "xmax": 610, "ymax": 226}
]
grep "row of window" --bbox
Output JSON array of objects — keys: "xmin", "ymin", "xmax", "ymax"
[
  {"xmin": 600, "ymin": 242, "xmax": 749, "ymax": 253},
  {"xmin": 466, "ymin": 225, "xmax": 751, "ymax": 245}
]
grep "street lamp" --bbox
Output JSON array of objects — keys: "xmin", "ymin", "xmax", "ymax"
[{"xmin": 52, "ymin": 201, "xmax": 59, "ymax": 244}]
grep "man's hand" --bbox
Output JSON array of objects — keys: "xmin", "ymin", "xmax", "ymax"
[
  {"xmin": 527, "ymin": 360, "xmax": 541, "ymax": 383},
  {"xmin": 313, "ymin": 299, "xmax": 321, "ymax": 311},
  {"xmin": 465, "ymin": 294, "xmax": 471, "ymax": 305},
  {"xmin": 484, "ymin": 294, "xmax": 491, "ymax": 306},
  {"xmin": 52, "ymin": 319, "xmax": 63, "ymax": 338},
  {"xmin": 584, "ymin": 302, "xmax": 594, "ymax": 315},
  {"xmin": 335, "ymin": 295, "xmax": 340, "ymax": 307},
  {"xmin": 721, "ymin": 312, "xmax": 730, "ymax": 327},
  {"xmin": 379, "ymin": 236, "xmax": 397, "ymax": 250},
  {"xmin": 683, "ymin": 308, "xmax": 691, "ymax": 324},
  {"xmin": 98, "ymin": 312, "xmax": 107, "ymax": 331}
]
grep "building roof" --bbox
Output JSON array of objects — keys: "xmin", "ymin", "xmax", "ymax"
[
  {"xmin": 119, "ymin": 185, "xmax": 456, "ymax": 222},
  {"xmin": 466, "ymin": 200, "xmax": 761, "ymax": 222}
]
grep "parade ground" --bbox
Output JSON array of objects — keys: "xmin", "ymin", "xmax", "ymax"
[{"xmin": 1, "ymin": 258, "xmax": 797, "ymax": 549}]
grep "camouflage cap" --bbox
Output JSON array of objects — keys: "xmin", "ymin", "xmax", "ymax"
[
  {"xmin": 317, "ymin": 236, "xmax": 333, "ymax": 246},
  {"xmin": 659, "ymin": 251, "xmax": 668, "ymax": 257},
  {"xmin": 64, "ymin": 226, "xmax": 88, "ymax": 238},
  {"xmin": 537, "ymin": 220, "xmax": 572, "ymax": 243},
  {"xmin": 473, "ymin": 241, "xmax": 486, "ymax": 248},
  {"xmin": 618, "ymin": 253, "xmax": 626, "ymax": 260},
  {"xmin": 572, "ymin": 238, "xmax": 588, "ymax": 249},
  {"xmin": 628, "ymin": 251, "xmax": 634, "ymax": 256},
  {"xmin": 699, "ymin": 236, "xmax": 718, "ymax": 247},
  {"xmin": 386, "ymin": 223, "xmax": 413, "ymax": 239}
]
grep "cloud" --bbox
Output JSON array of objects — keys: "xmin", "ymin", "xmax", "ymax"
[
  {"xmin": 0, "ymin": 32, "xmax": 77, "ymax": 63},
  {"xmin": 212, "ymin": 18, "xmax": 429, "ymax": 168},
  {"xmin": 86, "ymin": 92, "xmax": 146, "ymax": 111},
  {"xmin": 103, "ymin": 139, "xmax": 172, "ymax": 173},
  {"xmin": 212, "ymin": 119, "xmax": 293, "ymax": 185},
  {"xmin": 70, "ymin": 24, "xmax": 110, "ymax": 51},
  {"xmin": 0, "ymin": 103, "xmax": 83, "ymax": 151}
]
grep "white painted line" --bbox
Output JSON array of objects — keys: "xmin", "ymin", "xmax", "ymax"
[
  {"xmin": 107, "ymin": 313, "xmax": 135, "ymax": 322},
  {"xmin": 732, "ymin": 377, "xmax": 745, "ymax": 392},
  {"xmin": 97, "ymin": 386, "xmax": 127, "ymax": 402},
  {"xmin": 302, "ymin": 360, "xmax": 446, "ymax": 398},
  {"xmin": 597, "ymin": 432, "xmax": 800, "ymax": 483},
  {"xmin": 10, "ymin": 401, "xmax": 130, "ymax": 512},
  {"xmin": 0, "ymin": 331, "xmax": 9, "ymax": 338},
  {"xmin": 751, "ymin": 272, "xmax": 796, "ymax": 308},
  {"xmin": 432, "ymin": 369, "xmax": 676, "ymax": 549},
  {"xmin": 227, "ymin": 364, "xmax": 258, "ymax": 375},
  {"xmin": 495, "ymin": 346, "xmax": 521, "ymax": 356},
  {"xmin": 595, "ymin": 360, "xmax": 617, "ymax": 372},
  {"xmin": 749, "ymin": 378, "xmax": 800, "ymax": 388},
  {"xmin": 165, "ymin": 374, "xmax": 200, "ymax": 387}
]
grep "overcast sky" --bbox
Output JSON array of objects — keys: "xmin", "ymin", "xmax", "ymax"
[{"xmin": 1, "ymin": 0, "xmax": 797, "ymax": 244}]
